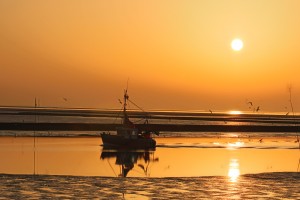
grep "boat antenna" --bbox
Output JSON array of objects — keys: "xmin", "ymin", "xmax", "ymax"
[
  {"xmin": 123, "ymin": 88, "xmax": 131, "ymax": 125},
  {"xmin": 126, "ymin": 78, "xmax": 129, "ymax": 91},
  {"xmin": 124, "ymin": 79, "xmax": 129, "ymax": 109}
]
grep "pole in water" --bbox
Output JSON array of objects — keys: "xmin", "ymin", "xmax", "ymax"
[{"xmin": 34, "ymin": 97, "xmax": 36, "ymax": 175}]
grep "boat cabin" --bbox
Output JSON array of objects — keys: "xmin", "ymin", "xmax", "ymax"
[{"xmin": 116, "ymin": 127, "xmax": 139, "ymax": 139}]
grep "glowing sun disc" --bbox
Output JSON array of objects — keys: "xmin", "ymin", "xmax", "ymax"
[{"xmin": 231, "ymin": 39, "xmax": 243, "ymax": 51}]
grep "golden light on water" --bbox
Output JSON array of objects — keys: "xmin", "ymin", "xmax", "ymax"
[
  {"xmin": 227, "ymin": 141, "xmax": 245, "ymax": 150},
  {"xmin": 1, "ymin": 137, "xmax": 299, "ymax": 177},
  {"xmin": 228, "ymin": 110, "xmax": 242, "ymax": 115},
  {"xmin": 228, "ymin": 159, "xmax": 240, "ymax": 182}
]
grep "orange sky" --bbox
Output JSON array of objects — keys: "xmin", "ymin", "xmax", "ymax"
[{"xmin": 1, "ymin": 1, "xmax": 300, "ymax": 112}]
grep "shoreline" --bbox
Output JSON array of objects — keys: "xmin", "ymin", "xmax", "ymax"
[{"xmin": 0, "ymin": 122, "xmax": 299, "ymax": 132}]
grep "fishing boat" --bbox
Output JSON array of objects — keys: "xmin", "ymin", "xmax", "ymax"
[{"xmin": 101, "ymin": 89, "xmax": 158, "ymax": 149}]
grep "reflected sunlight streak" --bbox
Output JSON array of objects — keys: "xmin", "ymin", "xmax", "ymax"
[
  {"xmin": 228, "ymin": 159, "xmax": 240, "ymax": 182},
  {"xmin": 227, "ymin": 141, "xmax": 244, "ymax": 150},
  {"xmin": 228, "ymin": 110, "xmax": 243, "ymax": 115}
]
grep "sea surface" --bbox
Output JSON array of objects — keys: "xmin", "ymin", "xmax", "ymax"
[
  {"xmin": 1, "ymin": 172, "xmax": 299, "ymax": 199},
  {"xmin": 0, "ymin": 107, "xmax": 300, "ymax": 199},
  {"xmin": 0, "ymin": 136, "xmax": 299, "ymax": 199}
]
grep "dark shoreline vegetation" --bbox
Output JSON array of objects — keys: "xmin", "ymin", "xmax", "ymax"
[
  {"xmin": 1, "ymin": 123, "xmax": 300, "ymax": 133},
  {"xmin": 0, "ymin": 107, "xmax": 300, "ymax": 132}
]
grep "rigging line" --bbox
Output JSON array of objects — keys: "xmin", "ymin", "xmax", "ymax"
[
  {"xmin": 127, "ymin": 99, "xmax": 145, "ymax": 112},
  {"xmin": 127, "ymin": 99, "xmax": 150, "ymax": 118},
  {"xmin": 107, "ymin": 159, "xmax": 117, "ymax": 177},
  {"xmin": 143, "ymin": 161, "xmax": 151, "ymax": 177},
  {"xmin": 146, "ymin": 159, "xmax": 155, "ymax": 177},
  {"xmin": 147, "ymin": 152, "xmax": 158, "ymax": 176},
  {"xmin": 112, "ymin": 106, "xmax": 124, "ymax": 125},
  {"xmin": 132, "ymin": 118, "xmax": 145, "ymax": 123}
]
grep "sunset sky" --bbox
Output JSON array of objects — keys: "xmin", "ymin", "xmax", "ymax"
[{"xmin": 1, "ymin": 0, "xmax": 300, "ymax": 112}]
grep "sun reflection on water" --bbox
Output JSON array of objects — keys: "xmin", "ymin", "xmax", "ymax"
[
  {"xmin": 227, "ymin": 141, "xmax": 244, "ymax": 150},
  {"xmin": 228, "ymin": 159, "xmax": 240, "ymax": 182},
  {"xmin": 228, "ymin": 110, "xmax": 242, "ymax": 115}
]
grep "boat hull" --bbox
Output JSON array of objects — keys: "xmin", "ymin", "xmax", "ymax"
[{"xmin": 101, "ymin": 133, "xmax": 156, "ymax": 149}]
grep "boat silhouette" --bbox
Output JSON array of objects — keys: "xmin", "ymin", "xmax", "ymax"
[{"xmin": 101, "ymin": 89, "xmax": 158, "ymax": 149}]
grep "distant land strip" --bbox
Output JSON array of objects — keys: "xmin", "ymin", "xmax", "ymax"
[{"xmin": 0, "ymin": 123, "xmax": 299, "ymax": 132}]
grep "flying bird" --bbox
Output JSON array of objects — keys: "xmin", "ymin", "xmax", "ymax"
[
  {"xmin": 63, "ymin": 98, "xmax": 68, "ymax": 102},
  {"xmin": 256, "ymin": 106, "xmax": 260, "ymax": 112}
]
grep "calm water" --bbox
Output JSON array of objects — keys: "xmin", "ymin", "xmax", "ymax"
[
  {"xmin": 0, "ymin": 108, "xmax": 300, "ymax": 199},
  {"xmin": 0, "ymin": 136, "xmax": 299, "ymax": 199}
]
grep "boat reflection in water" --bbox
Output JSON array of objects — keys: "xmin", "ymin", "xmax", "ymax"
[{"xmin": 100, "ymin": 147, "xmax": 159, "ymax": 177}]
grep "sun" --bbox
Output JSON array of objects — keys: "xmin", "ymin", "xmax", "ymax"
[{"xmin": 231, "ymin": 38, "xmax": 243, "ymax": 51}]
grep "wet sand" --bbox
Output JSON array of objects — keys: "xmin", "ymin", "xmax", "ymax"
[{"xmin": 0, "ymin": 173, "xmax": 299, "ymax": 199}]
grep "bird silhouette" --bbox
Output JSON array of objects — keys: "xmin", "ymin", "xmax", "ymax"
[
  {"xmin": 247, "ymin": 101, "xmax": 253, "ymax": 106},
  {"xmin": 256, "ymin": 106, "xmax": 260, "ymax": 112}
]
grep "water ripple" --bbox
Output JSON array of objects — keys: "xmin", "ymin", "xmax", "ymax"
[{"xmin": 0, "ymin": 173, "xmax": 299, "ymax": 199}]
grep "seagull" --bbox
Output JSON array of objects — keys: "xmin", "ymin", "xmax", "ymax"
[
  {"xmin": 63, "ymin": 97, "xmax": 68, "ymax": 102},
  {"xmin": 247, "ymin": 101, "xmax": 253, "ymax": 106},
  {"xmin": 259, "ymin": 138, "xmax": 263, "ymax": 143},
  {"xmin": 256, "ymin": 106, "xmax": 260, "ymax": 112},
  {"xmin": 209, "ymin": 109, "xmax": 213, "ymax": 114}
]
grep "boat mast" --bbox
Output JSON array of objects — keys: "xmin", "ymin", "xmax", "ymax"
[{"xmin": 123, "ymin": 89, "xmax": 130, "ymax": 125}]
